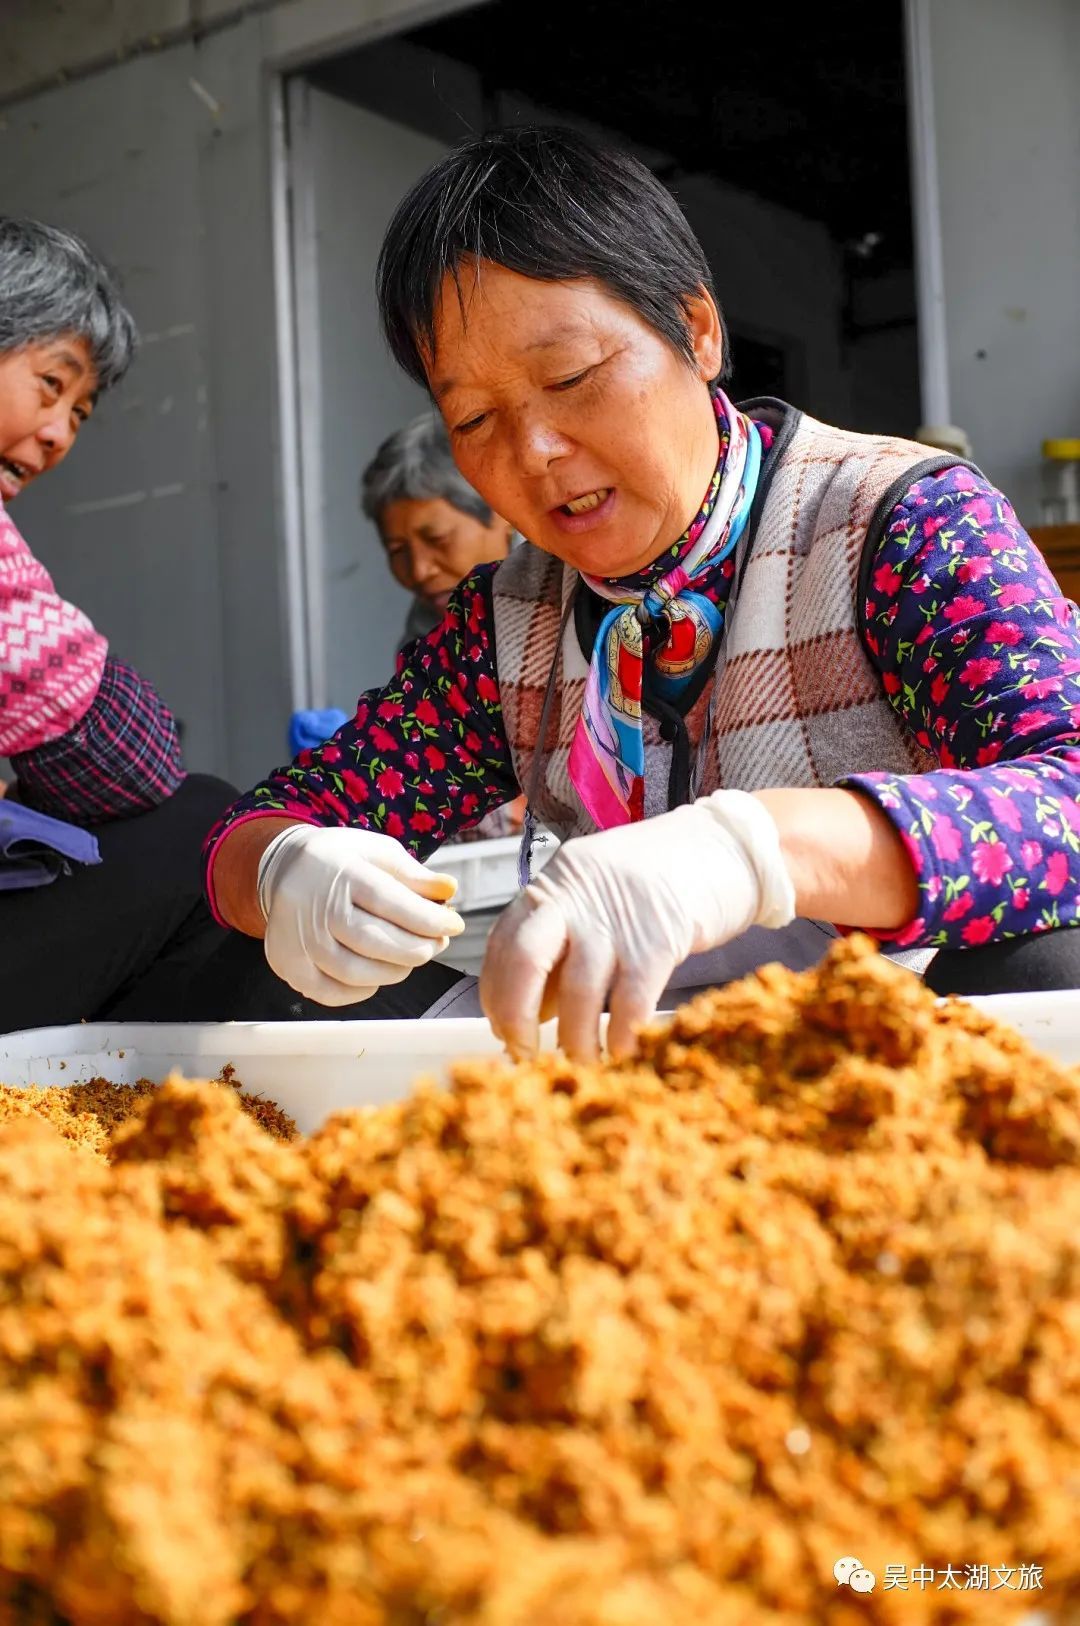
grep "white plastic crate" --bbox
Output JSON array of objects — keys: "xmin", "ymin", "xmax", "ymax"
[
  {"xmin": 0, "ymin": 990, "xmax": 1076, "ymax": 1137},
  {"xmin": 0, "ymin": 1018, "xmax": 539, "ymax": 1136},
  {"xmin": 428, "ymin": 830, "xmax": 558, "ymax": 914}
]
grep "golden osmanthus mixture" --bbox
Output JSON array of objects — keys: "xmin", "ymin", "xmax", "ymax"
[
  {"xmin": 0, "ymin": 1069, "xmax": 296, "ymax": 1156},
  {"xmin": 0, "ymin": 938, "xmax": 1078, "ymax": 1626}
]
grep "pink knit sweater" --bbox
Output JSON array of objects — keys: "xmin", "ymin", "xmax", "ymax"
[{"xmin": 0, "ymin": 496, "xmax": 107, "ymax": 757}]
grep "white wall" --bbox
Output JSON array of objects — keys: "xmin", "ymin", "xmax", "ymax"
[
  {"xmin": 293, "ymin": 85, "xmax": 450, "ymax": 706},
  {"xmin": 0, "ymin": 0, "xmax": 479, "ymax": 784},
  {"xmin": 2, "ymin": 34, "xmax": 253, "ymax": 779},
  {"xmin": 2, "ymin": 0, "xmax": 206, "ymax": 99},
  {"xmin": 926, "ymin": 0, "xmax": 1080, "ymax": 520}
]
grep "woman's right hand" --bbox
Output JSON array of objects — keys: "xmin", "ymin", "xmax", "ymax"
[{"xmin": 257, "ymin": 826, "xmax": 464, "ymax": 1006}]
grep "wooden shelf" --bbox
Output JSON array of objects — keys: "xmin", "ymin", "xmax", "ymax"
[{"xmin": 1030, "ymin": 525, "xmax": 1080, "ymax": 604}]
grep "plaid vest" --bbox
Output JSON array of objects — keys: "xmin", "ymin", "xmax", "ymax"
[{"xmin": 492, "ymin": 403, "xmax": 960, "ymax": 843}]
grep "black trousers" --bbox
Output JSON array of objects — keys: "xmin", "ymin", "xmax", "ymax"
[
  {"xmin": 925, "ymin": 929, "xmax": 1080, "ymax": 996},
  {"xmin": 0, "ymin": 774, "xmax": 338, "ymax": 1034},
  {"xmin": 181, "ymin": 924, "xmax": 463, "ymax": 1023},
  {"xmin": 168, "ymin": 911, "xmax": 1080, "ymax": 1026}
]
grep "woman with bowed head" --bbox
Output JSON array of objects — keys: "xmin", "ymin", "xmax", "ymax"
[
  {"xmin": 290, "ymin": 411, "xmax": 526, "ymax": 837},
  {"xmin": 206, "ymin": 127, "xmax": 1080, "ymax": 1058},
  {"xmin": 363, "ymin": 408, "xmax": 517, "ymax": 651}
]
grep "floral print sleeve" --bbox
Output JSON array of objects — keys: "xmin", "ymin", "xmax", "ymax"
[
  {"xmin": 203, "ymin": 568, "xmax": 519, "ymax": 920},
  {"xmin": 843, "ymin": 466, "xmax": 1080, "ymax": 949}
]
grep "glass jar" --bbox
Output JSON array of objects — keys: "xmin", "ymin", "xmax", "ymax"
[{"xmin": 1040, "ymin": 439, "xmax": 1080, "ymax": 527}]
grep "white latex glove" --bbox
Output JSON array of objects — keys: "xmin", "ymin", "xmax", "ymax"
[
  {"xmin": 480, "ymin": 790, "xmax": 795, "ymax": 1061},
  {"xmin": 257, "ymin": 825, "xmax": 464, "ymax": 1007}
]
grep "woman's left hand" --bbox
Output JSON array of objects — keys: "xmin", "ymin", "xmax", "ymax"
[{"xmin": 480, "ymin": 790, "xmax": 795, "ymax": 1062}]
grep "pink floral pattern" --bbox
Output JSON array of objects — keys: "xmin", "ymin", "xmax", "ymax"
[
  {"xmin": 202, "ymin": 572, "xmax": 519, "ymax": 913},
  {"xmin": 205, "ymin": 463, "xmax": 1080, "ymax": 952},
  {"xmin": 845, "ymin": 466, "xmax": 1080, "ymax": 947}
]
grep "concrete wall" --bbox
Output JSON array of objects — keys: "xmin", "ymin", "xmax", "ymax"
[
  {"xmin": 0, "ymin": 0, "xmax": 472, "ymax": 103},
  {"xmin": 2, "ymin": 0, "xmax": 216, "ymax": 101},
  {"xmin": 925, "ymin": 0, "xmax": 1080, "ymax": 520},
  {"xmin": 1, "ymin": 0, "xmax": 476, "ymax": 785},
  {"xmin": 295, "ymin": 85, "xmax": 449, "ymax": 707},
  {"xmin": 2, "ymin": 30, "xmax": 267, "ymax": 781}
]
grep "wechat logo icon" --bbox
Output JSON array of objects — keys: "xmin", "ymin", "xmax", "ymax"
[{"xmin": 834, "ymin": 1556, "xmax": 876, "ymax": 1594}]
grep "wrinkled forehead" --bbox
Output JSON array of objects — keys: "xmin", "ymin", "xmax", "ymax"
[
  {"xmin": 426, "ymin": 263, "xmax": 619, "ymax": 396},
  {"xmin": 379, "ymin": 493, "xmax": 462, "ymax": 539}
]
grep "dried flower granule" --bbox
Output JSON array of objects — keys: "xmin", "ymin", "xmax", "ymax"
[
  {"xmin": 0, "ymin": 1071, "xmax": 297, "ymax": 1157},
  {"xmin": 0, "ymin": 937, "xmax": 1078, "ymax": 1626}
]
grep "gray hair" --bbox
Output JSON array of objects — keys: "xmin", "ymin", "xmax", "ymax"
[
  {"xmin": 0, "ymin": 216, "xmax": 137, "ymax": 393},
  {"xmin": 361, "ymin": 410, "xmax": 493, "ymax": 531}
]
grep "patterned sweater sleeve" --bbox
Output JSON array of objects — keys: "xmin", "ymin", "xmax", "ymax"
[
  {"xmin": 203, "ymin": 568, "xmax": 520, "ymax": 922},
  {"xmin": 0, "ymin": 496, "xmax": 107, "ymax": 755},
  {"xmin": 11, "ymin": 655, "xmax": 184, "ymax": 822},
  {"xmin": 843, "ymin": 465, "xmax": 1080, "ymax": 948}
]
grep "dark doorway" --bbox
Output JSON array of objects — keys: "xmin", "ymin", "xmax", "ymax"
[{"xmin": 308, "ymin": 0, "xmax": 919, "ymax": 435}]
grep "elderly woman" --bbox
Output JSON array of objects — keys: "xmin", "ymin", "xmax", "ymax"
[
  {"xmin": 293, "ymin": 412, "xmax": 525, "ymax": 839},
  {"xmin": 206, "ymin": 126, "xmax": 1080, "ymax": 1058},
  {"xmin": 362, "ymin": 410, "xmax": 526, "ymax": 840},
  {"xmin": 364, "ymin": 408, "xmax": 515, "ymax": 649},
  {"xmin": 0, "ymin": 216, "xmax": 304, "ymax": 1030}
]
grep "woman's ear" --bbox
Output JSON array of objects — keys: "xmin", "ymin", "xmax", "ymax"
[{"xmin": 685, "ymin": 286, "xmax": 725, "ymax": 381}]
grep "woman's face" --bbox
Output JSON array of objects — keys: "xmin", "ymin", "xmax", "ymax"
[
  {"xmin": 0, "ymin": 335, "xmax": 96, "ymax": 502},
  {"xmin": 427, "ymin": 264, "xmax": 724, "ymax": 578},
  {"xmin": 378, "ymin": 494, "xmax": 513, "ymax": 613}
]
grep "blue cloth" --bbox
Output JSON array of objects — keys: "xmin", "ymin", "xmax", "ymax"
[
  {"xmin": 0, "ymin": 800, "xmax": 100, "ymax": 892},
  {"xmin": 289, "ymin": 708, "xmax": 350, "ymax": 757}
]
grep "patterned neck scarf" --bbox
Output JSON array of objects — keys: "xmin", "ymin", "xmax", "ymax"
[{"xmin": 567, "ymin": 389, "xmax": 764, "ymax": 827}]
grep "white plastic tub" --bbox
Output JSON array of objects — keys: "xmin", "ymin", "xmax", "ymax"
[
  {"xmin": 965, "ymin": 988, "xmax": 1080, "ymax": 1059},
  {"xmin": 428, "ymin": 830, "xmax": 559, "ymax": 914},
  {"xmin": 0, "ymin": 1019, "xmax": 518, "ymax": 1135},
  {"xmin": 0, "ymin": 991, "xmax": 1076, "ymax": 1137}
]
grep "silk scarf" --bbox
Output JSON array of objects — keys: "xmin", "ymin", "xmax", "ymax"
[{"xmin": 567, "ymin": 389, "xmax": 763, "ymax": 826}]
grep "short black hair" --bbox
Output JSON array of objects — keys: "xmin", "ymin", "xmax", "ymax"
[{"xmin": 377, "ymin": 125, "xmax": 729, "ymax": 390}]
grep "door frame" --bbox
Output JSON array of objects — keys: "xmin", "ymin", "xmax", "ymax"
[
  {"xmin": 265, "ymin": 0, "xmax": 482, "ymax": 709},
  {"xmin": 903, "ymin": 0, "xmax": 951, "ymax": 430}
]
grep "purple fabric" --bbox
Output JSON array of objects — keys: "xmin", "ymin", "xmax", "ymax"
[
  {"xmin": 0, "ymin": 799, "xmax": 100, "ymax": 891},
  {"xmin": 844, "ymin": 465, "xmax": 1080, "ymax": 947}
]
